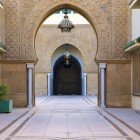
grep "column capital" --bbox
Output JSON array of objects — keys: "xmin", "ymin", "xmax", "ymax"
[
  {"xmin": 84, "ymin": 73, "xmax": 87, "ymax": 76},
  {"xmin": 27, "ymin": 63, "xmax": 34, "ymax": 69},
  {"xmin": 48, "ymin": 73, "xmax": 51, "ymax": 76},
  {"xmin": 99, "ymin": 63, "xmax": 107, "ymax": 69}
]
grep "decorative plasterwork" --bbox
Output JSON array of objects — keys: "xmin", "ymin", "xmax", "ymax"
[{"xmin": 2, "ymin": 0, "xmax": 130, "ymax": 61}]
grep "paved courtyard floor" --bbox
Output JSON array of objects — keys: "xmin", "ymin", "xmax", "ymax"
[{"xmin": 0, "ymin": 95, "xmax": 140, "ymax": 140}]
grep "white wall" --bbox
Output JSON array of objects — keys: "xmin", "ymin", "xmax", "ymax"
[
  {"xmin": 132, "ymin": 9, "xmax": 140, "ymax": 40},
  {"xmin": 132, "ymin": 96, "xmax": 140, "ymax": 111}
]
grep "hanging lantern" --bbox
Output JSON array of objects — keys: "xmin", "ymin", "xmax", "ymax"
[
  {"xmin": 58, "ymin": 9, "xmax": 75, "ymax": 33},
  {"xmin": 63, "ymin": 50, "xmax": 71, "ymax": 68}
]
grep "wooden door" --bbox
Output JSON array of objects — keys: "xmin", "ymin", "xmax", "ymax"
[{"xmin": 53, "ymin": 56, "xmax": 81, "ymax": 95}]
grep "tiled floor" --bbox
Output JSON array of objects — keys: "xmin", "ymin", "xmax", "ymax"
[{"xmin": 0, "ymin": 95, "xmax": 140, "ymax": 140}]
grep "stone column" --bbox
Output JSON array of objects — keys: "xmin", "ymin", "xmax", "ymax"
[
  {"xmin": 47, "ymin": 73, "xmax": 51, "ymax": 96},
  {"xmin": 99, "ymin": 63, "xmax": 107, "ymax": 108},
  {"xmin": 83, "ymin": 73, "xmax": 87, "ymax": 96},
  {"xmin": 27, "ymin": 63, "xmax": 34, "ymax": 108}
]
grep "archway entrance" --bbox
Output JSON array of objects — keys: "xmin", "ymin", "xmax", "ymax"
[
  {"xmin": 53, "ymin": 56, "xmax": 82, "ymax": 95},
  {"xmin": 34, "ymin": 7, "xmax": 98, "ymax": 106}
]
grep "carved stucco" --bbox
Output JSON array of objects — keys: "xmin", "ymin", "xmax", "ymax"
[
  {"xmin": 2, "ymin": 0, "xmax": 130, "ymax": 61},
  {"xmin": 35, "ymin": 24, "xmax": 98, "ymax": 73}
]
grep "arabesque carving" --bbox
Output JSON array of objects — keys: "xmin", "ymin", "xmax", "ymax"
[{"xmin": 2, "ymin": 0, "xmax": 129, "ymax": 61}]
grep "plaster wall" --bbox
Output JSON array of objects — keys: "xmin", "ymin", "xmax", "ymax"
[
  {"xmin": 2, "ymin": 0, "xmax": 129, "ymax": 61},
  {"xmin": 0, "ymin": 0, "xmax": 132, "ymax": 107},
  {"xmin": 35, "ymin": 24, "xmax": 98, "ymax": 95},
  {"xmin": 106, "ymin": 63, "xmax": 131, "ymax": 107},
  {"xmin": 87, "ymin": 73, "xmax": 98, "ymax": 95},
  {"xmin": 1, "ymin": 64, "xmax": 27, "ymax": 107},
  {"xmin": 35, "ymin": 72, "xmax": 48, "ymax": 95}
]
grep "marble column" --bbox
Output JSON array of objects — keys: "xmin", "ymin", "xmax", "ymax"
[
  {"xmin": 27, "ymin": 63, "xmax": 34, "ymax": 108},
  {"xmin": 99, "ymin": 63, "xmax": 107, "ymax": 108},
  {"xmin": 47, "ymin": 73, "xmax": 51, "ymax": 96},
  {"xmin": 83, "ymin": 73, "xmax": 87, "ymax": 96}
]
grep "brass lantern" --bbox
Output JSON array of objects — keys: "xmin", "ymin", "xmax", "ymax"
[
  {"xmin": 58, "ymin": 9, "xmax": 75, "ymax": 33},
  {"xmin": 63, "ymin": 50, "xmax": 71, "ymax": 68}
]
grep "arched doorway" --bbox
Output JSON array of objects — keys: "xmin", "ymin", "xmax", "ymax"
[
  {"xmin": 34, "ymin": 6, "xmax": 98, "ymax": 106},
  {"xmin": 53, "ymin": 56, "xmax": 82, "ymax": 95}
]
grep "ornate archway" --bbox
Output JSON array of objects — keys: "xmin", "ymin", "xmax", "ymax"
[
  {"xmin": 2, "ymin": 0, "xmax": 130, "ymax": 108},
  {"xmin": 3, "ymin": 0, "xmax": 118, "ymax": 61},
  {"xmin": 49, "ymin": 43, "xmax": 86, "ymax": 96}
]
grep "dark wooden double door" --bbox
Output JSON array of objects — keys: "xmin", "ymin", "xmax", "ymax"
[{"xmin": 53, "ymin": 56, "xmax": 81, "ymax": 95}]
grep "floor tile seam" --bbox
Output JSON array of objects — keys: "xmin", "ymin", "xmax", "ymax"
[
  {"xmin": 99, "ymin": 111, "xmax": 140, "ymax": 140},
  {"xmin": 8, "ymin": 135, "xmax": 94, "ymax": 139},
  {"xmin": 81, "ymin": 97, "xmax": 92, "ymax": 105},
  {"xmin": 80, "ymin": 112, "xmax": 95, "ymax": 138},
  {"xmin": 35, "ymin": 108, "xmax": 98, "ymax": 111},
  {"xmin": 97, "ymin": 111, "xmax": 133, "ymax": 140},
  {"xmin": 95, "ymin": 110, "xmax": 113, "ymax": 124},
  {"xmin": 7, "ymin": 136, "xmax": 70, "ymax": 140},
  {"xmin": 33, "ymin": 98, "xmax": 54, "ymax": 111},
  {"xmin": 67, "ymin": 113, "xmax": 70, "ymax": 139},
  {"xmin": 105, "ymin": 110, "xmax": 140, "ymax": 136},
  {"xmin": 51, "ymin": 104, "xmax": 61, "ymax": 113},
  {"xmin": 0, "ymin": 111, "xmax": 35, "ymax": 138},
  {"xmin": 52, "ymin": 97, "xmax": 62, "ymax": 111},
  {"xmin": 0, "ymin": 110, "xmax": 29, "ymax": 135},
  {"xmin": 35, "ymin": 97, "xmax": 53, "ymax": 108},
  {"xmin": 8, "ymin": 135, "xmax": 131, "ymax": 139},
  {"xmin": 44, "ymin": 111, "xmax": 57, "ymax": 136},
  {"xmin": 70, "ymin": 135, "xmax": 130, "ymax": 140},
  {"xmin": 5, "ymin": 111, "xmax": 36, "ymax": 140},
  {"xmin": 35, "ymin": 111, "xmax": 97, "ymax": 114},
  {"xmin": 17, "ymin": 113, "xmax": 52, "ymax": 135},
  {"xmin": 84, "ymin": 96, "xmax": 97, "ymax": 105},
  {"xmin": 92, "ymin": 135, "xmax": 130, "ymax": 138},
  {"xmin": 44, "ymin": 97, "xmax": 64, "ymax": 135},
  {"xmin": 36, "ymin": 97, "xmax": 52, "ymax": 105},
  {"xmin": 95, "ymin": 110, "xmax": 122, "ymax": 133}
]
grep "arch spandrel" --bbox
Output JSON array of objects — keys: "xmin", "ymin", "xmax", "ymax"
[
  {"xmin": 50, "ymin": 44, "xmax": 84, "ymax": 72},
  {"xmin": 3, "ymin": 0, "xmax": 129, "ymax": 61},
  {"xmin": 35, "ymin": 34, "xmax": 97, "ymax": 72}
]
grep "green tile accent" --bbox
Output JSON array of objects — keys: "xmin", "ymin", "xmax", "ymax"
[
  {"xmin": 0, "ymin": 42, "xmax": 6, "ymax": 49},
  {"xmin": 124, "ymin": 36, "xmax": 140, "ymax": 50},
  {"xmin": 129, "ymin": 0, "xmax": 134, "ymax": 5},
  {"xmin": 136, "ymin": 36, "xmax": 140, "ymax": 42},
  {"xmin": 0, "ymin": 1, "xmax": 3, "ymax": 6},
  {"xmin": 132, "ymin": 93, "xmax": 140, "ymax": 96}
]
